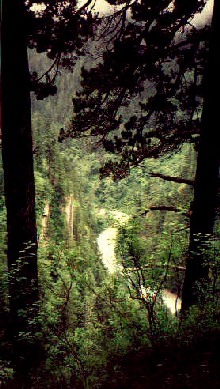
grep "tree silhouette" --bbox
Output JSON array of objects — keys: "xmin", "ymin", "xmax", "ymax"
[
  {"xmin": 1, "ymin": 0, "xmax": 95, "ymax": 381},
  {"xmin": 2, "ymin": 1, "xmax": 39, "ymax": 381},
  {"xmin": 64, "ymin": 0, "xmax": 208, "ymax": 179},
  {"xmin": 182, "ymin": 0, "xmax": 220, "ymax": 311}
]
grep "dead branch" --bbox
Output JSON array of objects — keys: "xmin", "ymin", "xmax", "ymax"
[
  {"xmin": 142, "ymin": 205, "xmax": 191, "ymax": 218},
  {"xmin": 124, "ymin": 264, "xmax": 186, "ymax": 272},
  {"xmin": 149, "ymin": 172, "xmax": 194, "ymax": 186}
]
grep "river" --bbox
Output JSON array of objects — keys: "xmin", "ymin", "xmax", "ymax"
[{"xmin": 97, "ymin": 210, "xmax": 181, "ymax": 315}]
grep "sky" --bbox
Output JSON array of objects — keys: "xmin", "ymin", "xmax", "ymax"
[{"xmin": 31, "ymin": 0, "xmax": 214, "ymax": 23}]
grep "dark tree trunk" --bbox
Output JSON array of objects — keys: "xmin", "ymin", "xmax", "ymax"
[
  {"xmin": 181, "ymin": 0, "xmax": 220, "ymax": 312},
  {"xmin": 1, "ymin": 0, "xmax": 40, "ymax": 379}
]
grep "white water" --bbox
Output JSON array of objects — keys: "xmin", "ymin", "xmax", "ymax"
[
  {"xmin": 97, "ymin": 210, "xmax": 182, "ymax": 315},
  {"xmin": 97, "ymin": 209, "xmax": 129, "ymax": 273},
  {"xmin": 162, "ymin": 289, "xmax": 181, "ymax": 315},
  {"xmin": 97, "ymin": 226, "xmax": 118, "ymax": 274}
]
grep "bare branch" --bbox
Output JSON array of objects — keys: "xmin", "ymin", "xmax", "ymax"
[
  {"xmin": 149, "ymin": 172, "xmax": 194, "ymax": 186},
  {"xmin": 142, "ymin": 205, "xmax": 191, "ymax": 218},
  {"xmin": 125, "ymin": 264, "xmax": 186, "ymax": 272}
]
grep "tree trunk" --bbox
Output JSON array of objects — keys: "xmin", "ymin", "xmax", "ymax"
[
  {"xmin": 1, "ymin": 0, "xmax": 40, "ymax": 379},
  {"xmin": 181, "ymin": 0, "xmax": 220, "ymax": 312}
]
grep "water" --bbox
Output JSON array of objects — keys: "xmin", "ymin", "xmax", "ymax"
[{"xmin": 97, "ymin": 212, "xmax": 182, "ymax": 315}]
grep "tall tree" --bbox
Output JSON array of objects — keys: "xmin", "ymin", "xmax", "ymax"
[
  {"xmin": 1, "ymin": 0, "xmax": 39, "ymax": 379},
  {"xmin": 181, "ymin": 0, "xmax": 220, "ymax": 311},
  {"xmin": 1, "ymin": 0, "xmax": 95, "ymax": 379}
]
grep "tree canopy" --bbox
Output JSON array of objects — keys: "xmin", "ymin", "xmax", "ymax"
[
  {"xmin": 55, "ymin": 0, "xmax": 210, "ymax": 179},
  {"xmin": 1, "ymin": 1, "xmax": 220, "ymax": 386}
]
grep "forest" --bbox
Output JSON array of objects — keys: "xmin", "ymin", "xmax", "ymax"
[{"xmin": 0, "ymin": 0, "xmax": 220, "ymax": 387}]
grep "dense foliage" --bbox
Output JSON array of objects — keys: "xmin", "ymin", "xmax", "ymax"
[{"xmin": 0, "ymin": 1, "xmax": 219, "ymax": 387}]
